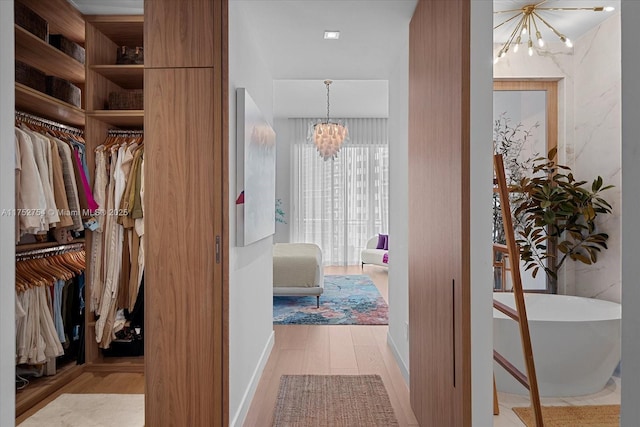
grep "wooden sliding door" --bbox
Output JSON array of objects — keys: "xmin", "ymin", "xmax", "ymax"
[
  {"xmin": 408, "ymin": 0, "xmax": 471, "ymax": 425},
  {"xmin": 144, "ymin": 0, "xmax": 228, "ymax": 425}
]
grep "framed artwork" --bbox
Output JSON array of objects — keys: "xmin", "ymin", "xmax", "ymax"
[{"xmin": 236, "ymin": 88, "xmax": 276, "ymax": 246}]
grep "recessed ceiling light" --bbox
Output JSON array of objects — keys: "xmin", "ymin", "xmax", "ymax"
[{"xmin": 324, "ymin": 31, "xmax": 340, "ymax": 40}]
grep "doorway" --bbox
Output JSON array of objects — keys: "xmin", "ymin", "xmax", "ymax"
[{"xmin": 493, "ymin": 79, "xmax": 558, "ymax": 293}]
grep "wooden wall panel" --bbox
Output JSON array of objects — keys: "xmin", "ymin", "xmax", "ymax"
[
  {"xmin": 144, "ymin": 0, "xmax": 217, "ymax": 68},
  {"xmin": 86, "ymin": 16, "xmax": 144, "ymax": 47},
  {"xmin": 145, "ymin": 67, "xmax": 223, "ymax": 426},
  {"xmin": 408, "ymin": 0, "xmax": 471, "ymax": 426},
  {"xmin": 85, "ymin": 23, "xmax": 118, "ymax": 66},
  {"xmin": 84, "ymin": 23, "xmax": 122, "ymax": 112},
  {"xmin": 144, "ymin": 0, "xmax": 227, "ymax": 424}
]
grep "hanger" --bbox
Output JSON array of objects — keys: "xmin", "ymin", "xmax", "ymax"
[{"xmin": 15, "ymin": 245, "xmax": 86, "ymax": 293}]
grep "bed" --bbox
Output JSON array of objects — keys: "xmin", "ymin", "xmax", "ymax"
[{"xmin": 273, "ymin": 243, "xmax": 324, "ymax": 307}]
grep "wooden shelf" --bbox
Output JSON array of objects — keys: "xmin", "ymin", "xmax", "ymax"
[
  {"xmin": 87, "ymin": 110, "xmax": 144, "ymax": 127},
  {"xmin": 16, "ymin": 83, "xmax": 85, "ymax": 126},
  {"xmin": 90, "ymin": 65, "xmax": 143, "ymax": 89},
  {"xmin": 85, "ymin": 16, "xmax": 144, "ymax": 47},
  {"xmin": 18, "ymin": 0, "xmax": 85, "ymax": 44},
  {"xmin": 15, "ymin": 25, "xmax": 85, "ymax": 84}
]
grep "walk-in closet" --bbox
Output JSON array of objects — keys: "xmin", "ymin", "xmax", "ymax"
[
  {"xmin": 13, "ymin": 0, "xmax": 145, "ymax": 419},
  {"xmin": 11, "ymin": 0, "xmax": 227, "ymax": 424}
]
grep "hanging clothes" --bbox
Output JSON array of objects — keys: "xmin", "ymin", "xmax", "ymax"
[
  {"xmin": 14, "ymin": 128, "xmax": 48, "ymax": 235},
  {"xmin": 14, "ymin": 118, "xmax": 95, "ymax": 241},
  {"xmin": 15, "ymin": 286, "xmax": 63, "ymax": 365},
  {"xmin": 90, "ymin": 133, "xmax": 145, "ymax": 349},
  {"xmin": 13, "ymin": 113, "xmax": 88, "ymax": 386},
  {"xmin": 15, "ymin": 249, "xmax": 85, "ymax": 366}
]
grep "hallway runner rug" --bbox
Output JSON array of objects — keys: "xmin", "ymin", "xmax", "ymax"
[
  {"xmin": 19, "ymin": 393, "xmax": 144, "ymax": 427},
  {"xmin": 512, "ymin": 404, "xmax": 620, "ymax": 426},
  {"xmin": 272, "ymin": 375, "xmax": 398, "ymax": 426},
  {"xmin": 273, "ymin": 275, "xmax": 388, "ymax": 325}
]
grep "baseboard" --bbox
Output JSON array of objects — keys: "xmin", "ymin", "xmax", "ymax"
[
  {"xmin": 387, "ymin": 331, "xmax": 410, "ymax": 385},
  {"xmin": 230, "ymin": 330, "xmax": 275, "ymax": 427}
]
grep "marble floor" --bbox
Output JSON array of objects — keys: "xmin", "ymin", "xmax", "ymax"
[{"xmin": 493, "ymin": 376, "xmax": 621, "ymax": 426}]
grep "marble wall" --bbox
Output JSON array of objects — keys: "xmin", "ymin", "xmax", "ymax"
[
  {"xmin": 493, "ymin": 13, "xmax": 622, "ymax": 302},
  {"xmin": 572, "ymin": 15, "xmax": 622, "ymax": 302}
]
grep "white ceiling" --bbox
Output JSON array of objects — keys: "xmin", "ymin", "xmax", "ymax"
[
  {"xmin": 70, "ymin": 0, "xmax": 620, "ymax": 67},
  {"xmin": 69, "ymin": 0, "xmax": 618, "ymax": 117},
  {"xmin": 69, "ymin": 0, "xmax": 142, "ymax": 15},
  {"xmin": 494, "ymin": 0, "xmax": 620, "ymax": 43},
  {"xmin": 235, "ymin": 0, "xmax": 417, "ymax": 80},
  {"xmin": 274, "ymin": 80, "xmax": 388, "ymax": 118}
]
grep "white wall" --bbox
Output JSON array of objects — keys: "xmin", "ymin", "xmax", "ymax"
[
  {"xmin": 620, "ymin": 2, "xmax": 640, "ymax": 425},
  {"xmin": 228, "ymin": 4, "xmax": 276, "ymax": 426},
  {"xmin": 273, "ymin": 118, "xmax": 291, "ymax": 243},
  {"xmin": 470, "ymin": 1, "xmax": 494, "ymax": 425},
  {"xmin": 0, "ymin": 2, "xmax": 15, "ymax": 426},
  {"xmin": 493, "ymin": 15, "xmax": 622, "ymax": 302},
  {"xmin": 386, "ymin": 34, "xmax": 410, "ymax": 382}
]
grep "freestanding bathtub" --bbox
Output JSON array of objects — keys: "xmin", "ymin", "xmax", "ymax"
[{"xmin": 493, "ymin": 292, "xmax": 621, "ymax": 397}]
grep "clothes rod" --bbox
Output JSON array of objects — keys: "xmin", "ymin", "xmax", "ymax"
[
  {"xmin": 107, "ymin": 129, "xmax": 144, "ymax": 136},
  {"xmin": 15, "ymin": 242, "xmax": 85, "ymax": 259},
  {"xmin": 16, "ymin": 111, "xmax": 84, "ymax": 136}
]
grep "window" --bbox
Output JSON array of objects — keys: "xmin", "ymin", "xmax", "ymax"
[{"xmin": 291, "ymin": 118, "xmax": 389, "ymax": 265}]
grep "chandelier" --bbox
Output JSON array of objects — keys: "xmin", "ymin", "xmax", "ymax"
[
  {"xmin": 308, "ymin": 80, "xmax": 349, "ymax": 161},
  {"xmin": 494, "ymin": 1, "xmax": 615, "ymax": 63}
]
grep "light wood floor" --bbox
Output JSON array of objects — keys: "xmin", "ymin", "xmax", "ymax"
[
  {"xmin": 16, "ymin": 265, "xmax": 619, "ymax": 426},
  {"xmin": 243, "ymin": 265, "xmax": 419, "ymax": 427},
  {"xmin": 16, "ymin": 371, "xmax": 144, "ymax": 425}
]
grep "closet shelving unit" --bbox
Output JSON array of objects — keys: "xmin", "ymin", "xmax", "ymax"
[
  {"xmin": 14, "ymin": 0, "xmax": 85, "ymax": 127},
  {"xmin": 83, "ymin": 14, "xmax": 145, "ymax": 372},
  {"xmin": 85, "ymin": 15, "xmax": 144, "ymax": 130},
  {"xmin": 14, "ymin": 0, "xmax": 86, "ymax": 417},
  {"xmin": 14, "ymin": 5, "xmax": 145, "ymax": 418}
]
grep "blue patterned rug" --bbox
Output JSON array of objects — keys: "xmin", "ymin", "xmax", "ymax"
[{"xmin": 273, "ymin": 275, "xmax": 388, "ymax": 325}]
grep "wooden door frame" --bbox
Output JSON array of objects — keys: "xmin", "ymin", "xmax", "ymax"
[{"xmin": 493, "ymin": 79, "xmax": 559, "ymax": 157}]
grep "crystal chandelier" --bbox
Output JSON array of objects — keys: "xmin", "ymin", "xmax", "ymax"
[
  {"xmin": 494, "ymin": 1, "xmax": 615, "ymax": 63},
  {"xmin": 308, "ymin": 80, "xmax": 348, "ymax": 161}
]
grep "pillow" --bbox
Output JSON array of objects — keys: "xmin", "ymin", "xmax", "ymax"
[
  {"xmin": 384, "ymin": 235, "xmax": 389, "ymax": 251},
  {"xmin": 376, "ymin": 234, "xmax": 388, "ymax": 250}
]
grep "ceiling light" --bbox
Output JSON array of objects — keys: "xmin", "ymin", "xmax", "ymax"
[
  {"xmin": 308, "ymin": 80, "xmax": 349, "ymax": 161},
  {"xmin": 513, "ymin": 35, "xmax": 522, "ymax": 52},
  {"xmin": 323, "ymin": 31, "xmax": 340, "ymax": 40},
  {"xmin": 494, "ymin": 2, "xmax": 615, "ymax": 61}
]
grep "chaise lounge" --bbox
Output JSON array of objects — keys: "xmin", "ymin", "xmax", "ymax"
[{"xmin": 361, "ymin": 235, "xmax": 389, "ymax": 268}]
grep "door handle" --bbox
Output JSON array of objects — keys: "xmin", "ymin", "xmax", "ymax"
[{"xmin": 452, "ymin": 278, "xmax": 456, "ymax": 388}]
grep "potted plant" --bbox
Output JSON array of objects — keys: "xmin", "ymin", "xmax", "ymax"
[
  {"xmin": 492, "ymin": 114, "xmax": 539, "ymax": 290},
  {"xmin": 513, "ymin": 147, "xmax": 614, "ymax": 293},
  {"xmin": 492, "ymin": 114, "xmax": 539, "ymax": 246}
]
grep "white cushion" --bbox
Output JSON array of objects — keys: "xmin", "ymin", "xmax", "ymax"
[{"xmin": 361, "ymin": 236, "xmax": 388, "ymax": 267}]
